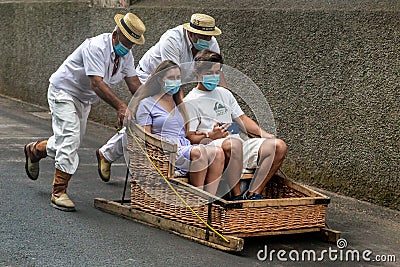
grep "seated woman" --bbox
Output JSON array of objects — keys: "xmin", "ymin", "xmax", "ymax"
[{"xmin": 134, "ymin": 60, "xmax": 224, "ymax": 195}]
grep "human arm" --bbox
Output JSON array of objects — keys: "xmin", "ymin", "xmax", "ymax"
[
  {"xmin": 186, "ymin": 122, "xmax": 230, "ymax": 144},
  {"xmin": 124, "ymin": 75, "xmax": 142, "ymax": 95},
  {"xmin": 236, "ymin": 114, "xmax": 275, "ymax": 139},
  {"xmin": 121, "ymin": 51, "xmax": 141, "ymax": 95},
  {"xmin": 89, "ymin": 75, "xmax": 127, "ymax": 128}
]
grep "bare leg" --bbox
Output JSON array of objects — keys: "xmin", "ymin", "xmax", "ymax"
[
  {"xmin": 203, "ymin": 146, "xmax": 224, "ymax": 195},
  {"xmin": 249, "ymin": 138, "xmax": 287, "ymax": 195},
  {"xmin": 221, "ymin": 138, "xmax": 243, "ymax": 197},
  {"xmin": 189, "ymin": 146, "xmax": 208, "ymax": 190}
]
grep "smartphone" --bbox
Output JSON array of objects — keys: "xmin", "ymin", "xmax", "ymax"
[{"xmin": 220, "ymin": 122, "xmax": 239, "ymax": 134}]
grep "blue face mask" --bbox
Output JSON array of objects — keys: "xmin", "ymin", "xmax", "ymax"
[
  {"xmin": 202, "ymin": 74, "xmax": 220, "ymax": 91},
  {"xmin": 113, "ymin": 36, "xmax": 130, "ymax": 57},
  {"xmin": 193, "ymin": 38, "xmax": 211, "ymax": 51},
  {"xmin": 164, "ymin": 79, "xmax": 182, "ymax": 95}
]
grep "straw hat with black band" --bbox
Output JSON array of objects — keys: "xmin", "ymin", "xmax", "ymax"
[
  {"xmin": 114, "ymin": 13, "xmax": 146, "ymax": 45},
  {"xmin": 183, "ymin": 13, "xmax": 222, "ymax": 36}
]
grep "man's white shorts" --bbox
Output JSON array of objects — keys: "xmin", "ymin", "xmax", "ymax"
[{"xmin": 210, "ymin": 137, "xmax": 265, "ymax": 169}]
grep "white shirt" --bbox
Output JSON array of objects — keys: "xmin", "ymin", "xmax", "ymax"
[
  {"xmin": 136, "ymin": 25, "xmax": 220, "ymax": 83},
  {"xmin": 183, "ymin": 86, "xmax": 244, "ymax": 139},
  {"xmin": 49, "ymin": 33, "xmax": 137, "ymax": 104}
]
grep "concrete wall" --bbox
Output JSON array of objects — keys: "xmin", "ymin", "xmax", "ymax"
[{"xmin": 0, "ymin": 0, "xmax": 399, "ymax": 210}]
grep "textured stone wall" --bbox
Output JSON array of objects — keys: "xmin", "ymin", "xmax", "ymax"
[{"xmin": 0, "ymin": 0, "xmax": 399, "ymax": 210}]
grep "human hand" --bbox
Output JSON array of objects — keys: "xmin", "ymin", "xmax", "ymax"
[
  {"xmin": 117, "ymin": 103, "xmax": 128, "ymax": 129},
  {"xmin": 210, "ymin": 122, "xmax": 229, "ymax": 139}
]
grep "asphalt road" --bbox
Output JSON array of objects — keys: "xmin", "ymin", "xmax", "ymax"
[{"xmin": 1, "ymin": 95, "xmax": 399, "ymax": 267}]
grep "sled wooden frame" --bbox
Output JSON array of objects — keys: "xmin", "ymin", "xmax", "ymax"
[{"xmin": 94, "ymin": 123, "xmax": 340, "ymax": 252}]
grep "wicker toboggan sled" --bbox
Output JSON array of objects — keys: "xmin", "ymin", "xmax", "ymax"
[{"xmin": 94, "ymin": 123, "xmax": 340, "ymax": 252}]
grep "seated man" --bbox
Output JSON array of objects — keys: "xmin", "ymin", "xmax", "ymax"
[{"xmin": 183, "ymin": 50, "xmax": 287, "ymax": 200}]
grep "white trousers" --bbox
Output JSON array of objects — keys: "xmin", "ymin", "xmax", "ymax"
[
  {"xmin": 46, "ymin": 84, "xmax": 91, "ymax": 174},
  {"xmin": 99, "ymin": 127, "xmax": 125, "ymax": 163}
]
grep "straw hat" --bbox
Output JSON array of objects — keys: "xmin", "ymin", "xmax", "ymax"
[
  {"xmin": 183, "ymin": 14, "xmax": 222, "ymax": 36},
  {"xmin": 114, "ymin": 13, "xmax": 146, "ymax": 45}
]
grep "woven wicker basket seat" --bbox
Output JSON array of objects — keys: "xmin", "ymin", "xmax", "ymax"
[{"xmin": 126, "ymin": 123, "xmax": 331, "ymax": 237}]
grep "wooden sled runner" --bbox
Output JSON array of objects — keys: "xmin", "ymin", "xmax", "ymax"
[{"xmin": 94, "ymin": 123, "xmax": 340, "ymax": 252}]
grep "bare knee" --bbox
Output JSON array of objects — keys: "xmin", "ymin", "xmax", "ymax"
[
  {"xmin": 221, "ymin": 138, "xmax": 242, "ymax": 158},
  {"xmin": 258, "ymin": 138, "xmax": 286, "ymax": 161},
  {"xmin": 275, "ymin": 138, "xmax": 287, "ymax": 160},
  {"xmin": 213, "ymin": 147, "xmax": 225, "ymax": 162},
  {"xmin": 190, "ymin": 146, "xmax": 203, "ymax": 161}
]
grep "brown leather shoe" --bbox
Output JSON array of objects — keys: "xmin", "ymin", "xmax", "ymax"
[
  {"xmin": 96, "ymin": 149, "xmax": 111, "ymax": 182},
  {"xmin": 24, "ymin": 140, "xmax": 47, "ymax": 180}
]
